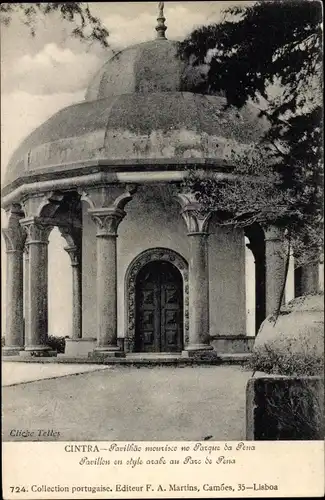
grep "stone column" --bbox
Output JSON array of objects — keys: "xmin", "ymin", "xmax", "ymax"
[
  {"xmin": 20, "ymin": 217, "xmax": 53, "ymax": 356},
  {"xmin": 178, "ymin": 197, "xmax": 214, "ymax": 356},
  {"xmin": 24, "ymin": 246, "xmax": 30, "ymax": 346},
  {"xmin": 188, "ymin": 231, "xmax": 212, "ymax": 350},
  {"xmin": 64, "ymin": 246, "xmax": 82, "ymax": 339},
  {"xmin": 300, "ymin": 262, "xmax": 319, "ymax": 295},
  {"xmin": 88, "ymin": 208, "xmax": 126, "ymax": 357},
  {"xmin": 2, "ymin": 206, "xmax": 26, "ymax": 355},
  {"xmin": 264, "ymin": 225, "xmax": 286, "ymax": 316}
]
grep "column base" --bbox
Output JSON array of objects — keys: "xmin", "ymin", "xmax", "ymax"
[
  {"xmin": 89, "ymin": 347, "xmax": 125, "ymax": 359},
  {"xmin": 182, "ymin": 345, "xmax": 218, "ymax": 361},
  {"xmin": 20, "ymin": 347, "xmax": 57, "ymax": 358},
  {"xmin": 65, "ymin": 338, "xmax": 96, "ymax": 357},
  {"xmin": 184, "ymin": 343, "xmax": 214, "ymax": 352},
  {"xmin": 2, "ymin": 346, "xmax": 24, "ymax": 356}
]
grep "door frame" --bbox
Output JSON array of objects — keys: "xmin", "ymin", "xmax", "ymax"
[{"xmin": 124, "ymin": 248, "xmax": 189, "ymax": 353}]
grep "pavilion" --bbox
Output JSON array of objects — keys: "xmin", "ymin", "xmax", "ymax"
[{"xmin": 1, "ymin": 4, "xmax": 319, "ymax": 359}]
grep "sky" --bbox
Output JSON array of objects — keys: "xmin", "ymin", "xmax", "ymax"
[
  {"xmin": 1, "ymin": 1, "xmax": 251, "ymax": 174},
  {"xmin": 1, "ymin": 1, "xmax": 295, "ymax": 338}
]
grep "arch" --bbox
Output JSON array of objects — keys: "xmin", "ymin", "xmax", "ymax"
[
  {"xmin": 37, "ymin": 192, "xmax": 65, "ymax": 218},
  {"xmin": 244, "ymin": 223, "xmax": 266, "ymax": 334},
  {"xmin": 124, "ymin": 247, "xmax": 189, "ymax": 352},
  {"xmin": 245, "ymin": 235, "xmax": 256, "ymax": 336},
  {"xmin": 48, "ymin": 227, "xmax": 72, "ymax": 337}
]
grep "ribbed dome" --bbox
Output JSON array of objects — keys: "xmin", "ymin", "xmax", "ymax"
[
  {"xmin": 85, "ymin": 39, "xmax": 202, "ymax": 101},
  {"xmin": 2, "ymin": 32, "xmax": 268, "ymax": 196},
  {"xmin": 2, "ymin": 92, "xmax": 267, "ymax": 190}
]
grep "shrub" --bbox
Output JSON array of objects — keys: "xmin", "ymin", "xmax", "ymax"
[
  {"xmin": 46, "ymin": 336, "xmax": 66, "ymax": 354},
  {"xmin": 265, "ymin": 378, "xmax": 324, "ymax": 439},
  {"xmin": 246, "ymin": 339, "xmax": 324, "ymax": 440},
  {"xmin": 250, "ymin": 376, "xmax": 324, "ymax": 440},
  {"xmin": 246, "ymin": 340, "xmax": 324, "ymax": 376}
]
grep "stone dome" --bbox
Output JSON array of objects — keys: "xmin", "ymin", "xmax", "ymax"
[
  {"xmin": 85, "ymin": 39, "xmax": 197, "ymax": 101},
  {"xmin": 2, "ymin": 35, "xmax": 267, "ymax": 197}
]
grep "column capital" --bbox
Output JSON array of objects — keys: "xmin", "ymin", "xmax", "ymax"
[
  {"xmin": 84, "ymin": 185, "xmax": 135, "ymax": 236},
  {"xmin": 21, "ymin": 191, "xmax": 64, "ymax": 219},
  {"xmin": 88, "ymin": 208, "xmax": 126, "ymax": 237},
  {"xmin": 20, "ymin": 217, "xmax": 53, "ymax": 245},
  {"xmin": 58, "ymin": 224, "xmax": 82, "ymax": 252},
  {"xmin": 2, "ymin": 228, "xmax": 26, "ymax": 253},
  {"xmin": 181, "ymin": 210, "xmax": 212, "ymax": 235},
  {"xmin": 176, "ymin": 192, "xmax": 212, "ymax": 234},
  {"xmin": 81, "ymin": 184, "xmax": 136, "ymax": 211},
  {"xmin": 263, "ymin": 224, "xmax": 285, "ymax": 242},
  {"xmin": 2, "ymin": 204, "xmax": 26, "ymax": 252},
  {"xmin": 64, "ymin": 245, "xmax": 80, "ymax": 266}
]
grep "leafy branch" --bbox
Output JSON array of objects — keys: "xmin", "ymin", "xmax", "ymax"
[{"xmin": 0, "ymin": 2, "xmax": 110, "ymax": 47}]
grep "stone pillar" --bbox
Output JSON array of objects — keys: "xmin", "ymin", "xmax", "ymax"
[
  {"xmin": 24, "ymin": 246, "xmax": 30, "ymax": 345},
  {"xmin": 88, "ymin": 208, "xmax": 126, "ymax": 357},
  {"xmin": 178, "ymin": 196, "xmax": 214, "ymax": 356},
  {"xmin": 2, "ymin": 205, "xmax": 26, "ymax": 355},
  {"xmin": 187, "ymin": 232, "xmax": 212, "ymax": 350},
  {"xmin": 64, "ymin": 246, "xmax": 82, "ymax": 339},
  {"xmin": 300, "ymin": 262, "xmax": 320, "ymax": 295},
  {"xmin": 264, "ymin": 225, "xmax": 286, "ymax": 316},
  {"xmin": 20, "ymin": 217, "xmax": 54, "ymax": 356}
]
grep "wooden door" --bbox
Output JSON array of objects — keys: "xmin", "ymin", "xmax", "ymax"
[{"xmin": 135, "ymin": 261, "xmax": 183, "ymax": 352}]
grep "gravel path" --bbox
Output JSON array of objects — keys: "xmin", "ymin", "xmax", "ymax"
[
  {"xmin": 2, "ymin": 365, "xmax": 251, "ymax": 441},
  {"xmin": 2, "ymin": 362, "xmax": 111, "ymax": 386}
]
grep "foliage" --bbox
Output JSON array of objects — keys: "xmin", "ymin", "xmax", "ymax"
[
  {"xmin": 254, "ymin": 377, "xmax": 324, "ymax": 440},
  {"xmin": 266, "ymin": 379, "xmax": 324, "ymax": 440},
  {"xmin": 178, "ymin": 0, "xmax": 323, "ymax": 268},
  {"xmin": 0, "ymin": 3, "xmax": 109, "ymax": 47},
  {"xmin": 178, "ymin": 0, "xmax": 322, "ymax": 111},
  {"xmin": 47, "ymin": 335, "xmax": 67, "ymax": 354},
  {"xmin": 183, "ymin": 144, "xmax": 323, "ymax": 267},
  {"xmin": 247, "ymin": 342, "xmax": 324, "ymax": 376},
  {"xmin": 1, "ymin": 336, "xmax": 68, "ymax": 352}
]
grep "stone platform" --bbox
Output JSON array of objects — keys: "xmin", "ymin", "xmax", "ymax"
[{"xmin": 2, "ymin": 352, "xmax": 251, "ymax": 366}]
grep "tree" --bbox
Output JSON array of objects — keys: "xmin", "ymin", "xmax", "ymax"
[
  {"xmin": 178, "ymin": 0, "xmax": 323, "ymax": 306},
  {"xmin": 0, "ymin": 2, "xmax": 109, "ymax": 47}
]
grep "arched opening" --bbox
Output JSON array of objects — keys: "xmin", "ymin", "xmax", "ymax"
[
  {"xmin": 135, "ymin": 260, "xmax": 183, "ymax": 353},
  {"xmin": 245, "ymin": 236, "xmax": 255, "ymax": 336},
  {"xmin": 319, "ymin": 259, "xmax": 324, "ymax": 292},
  {"xmin": 285, "ymin": 252, "xmax": 295, "ymax": 302},
  {"xmin": 125, "ymin": 248, "xmax": 189, "ymax": 353},
  {"xmin": 48, "ymin": 227, "xmax": 72, "ymax": 338},
  {"xmin": 1, "ymin": 231, "xmax": 7, "ymax": 339},
  {"xmin": 244, "ymin": 224, "xmax": 266, "ymax": 335}
]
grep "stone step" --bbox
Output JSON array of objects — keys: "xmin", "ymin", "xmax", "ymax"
[{"xmin": 2, "ymin": 352, "xmax": 252, "ymax": 365}]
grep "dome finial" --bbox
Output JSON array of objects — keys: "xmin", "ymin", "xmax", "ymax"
[{"xmin": 155, "ymin": 2, "xmax": 167, "ymax": 39}]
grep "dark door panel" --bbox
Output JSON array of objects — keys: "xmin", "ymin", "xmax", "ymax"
[{"xmin": 135, "ymin": 261, "xmax": 183, "ymax": 352}]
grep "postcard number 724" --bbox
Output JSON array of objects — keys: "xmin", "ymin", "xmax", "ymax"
[{"xmin": 10, "ymin": 486, "xmax": 28, "ymax": 493}]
